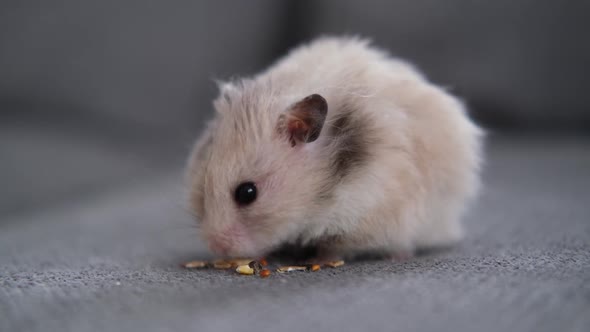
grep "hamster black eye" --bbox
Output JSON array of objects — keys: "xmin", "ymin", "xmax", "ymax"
[{"xmin": 234, "ymin": 182, "xmax": 257, "ymax": 206}]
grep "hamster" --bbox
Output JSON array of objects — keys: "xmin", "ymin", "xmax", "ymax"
[{"xmin": 186, "ymin": 36, "xmax": 483, "ymax": 261}]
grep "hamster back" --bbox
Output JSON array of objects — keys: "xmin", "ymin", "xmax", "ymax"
[{"xmin": 187, "ymin": 37, "xmax": 483, "ymax": 259}]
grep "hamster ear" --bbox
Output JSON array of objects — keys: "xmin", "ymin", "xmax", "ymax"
[
  {"xmin": 213, "ymin": 80, "xmax": 237, "ymax": 113},
  {"xmin": 277, "ymin": 94, "xmax": 328, "ymax": 147},
  {"xmin": 215, "ymin": 80, "xmax": 238, "ymax": 99}
]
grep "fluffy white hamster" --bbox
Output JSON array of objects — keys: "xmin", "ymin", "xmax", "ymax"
[{"xmin": 186, "ymin": 36, "xmax": 483, "ymax": 260}]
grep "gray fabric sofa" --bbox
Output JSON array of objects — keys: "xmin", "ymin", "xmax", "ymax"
[{"xmin": 1, "ymin": 1, "xmax": 588, "ymax": 331}]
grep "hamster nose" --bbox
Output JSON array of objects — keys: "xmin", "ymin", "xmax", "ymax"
[
  {"xmin": 208, "ymin": 236, "xmax": 232, "ymax": 256},
  {"xmin": 206, "ymin": 223, "xmax": 250, "ymax": 256}
]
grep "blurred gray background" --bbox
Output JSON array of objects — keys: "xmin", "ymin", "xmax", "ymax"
[
  {"xmin": 1, "ymin": 0, "xmax": 589, "ymax": 217},
  {"xmin": 1, "ymin": 1, "xmax": 589, "ymax": 332}
]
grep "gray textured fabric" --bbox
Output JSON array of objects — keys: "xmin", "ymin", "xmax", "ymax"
[{"xmin": 1, "ymin": 135, "xmax": 589, "ymax": 332}]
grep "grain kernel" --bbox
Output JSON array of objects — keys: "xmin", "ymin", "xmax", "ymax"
[
  {"xmin": 212, "ymin": 260, "xmax": 233, "ymax": 269},
  {"xmin": 259, "ymin": 269, "xmax": 271, "ymax": 278},
  {"xmin": 248, "ymin": 260, "xmax": 263, "ymax": 274},
  {"xmin": 325, "ymin": 260, "xmax": 345, "ymax": 268},
  {"xmin": 276, "ymin": 266, "xmax": 307, "ymax": 273},
  {"xmin": 229, "ymin": 259, "xmax": 255, "ymax": 267},
  {"xmin": 236, "ymin": 264, "xmax": 255, "ymax": 275},
  {"xmin": 181, "ymin": 260, "xmax": 207, "ymax": 269}
]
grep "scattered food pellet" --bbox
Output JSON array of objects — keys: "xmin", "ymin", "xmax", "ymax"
[
  {"xmin": 181, "ymin": 258, "xmax": 345, "ymax": 277},
  {"xmin": 276, "ymin": 266, "xmax": 308, "ymax": 273},
  {"xmin": 248, "ymin": 260, "xmax": 263, "ymax": 274},
  {"xmin": 236, "ymin": 264, "xmax": 255, "ymax": 275},
  {"xmin": 229, "ymin": 259, "xmax": 255, "ymax": 267},
  {"xmin": 324, "ymin": 260, "xmax": 345, "ymax": 268},
  {"xmin": 212, "ymin": 261, "xmax": 233, "ymax": 269},
  {"xmin": 304, "ymin": 264, "xmax": 322, "ymax": 271},
  {"xmin": 182, "ymin": 260, "xmax": 207, "ymax": 269},
  {"xmin": 211, "ymin": 258, "xmax": 257, "ymax": 269}
]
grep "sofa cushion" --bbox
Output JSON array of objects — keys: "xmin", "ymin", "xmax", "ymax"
[
  {"xmin": 301, "ymin": 1, "xmax": 590, "ymax": 128},
  {"xmin": 1, "ymin": 135, "xmax": 588, "ymax": 332},
  {"xmin": 0, "ymin": 1, "xmax": 286, "ymax": 132}
]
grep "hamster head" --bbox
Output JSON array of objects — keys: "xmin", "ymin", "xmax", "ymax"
[{"xmin": 188, "ymin": 82, "xmax": 329, "ymax": 258}]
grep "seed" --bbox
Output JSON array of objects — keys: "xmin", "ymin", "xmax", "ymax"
[
  {"xmin": 229, "ymin": 258, "xmax": 255, "ymax": 267},
  {"xmin": 325, "ymin": 260, "xmax": 345, "ymax": 268},
  {"xmin": 248, "ymin": 260, "xmax": 263, "ymax": 274},
  {"xmin": 276, "ymin": 266, "xmax": 308, "ymax": 273},
  {"xmin": 259, "ymin": 269, "xmax": 271, "ymax": 278},
  {"xmin": 304, "ymin": 264, "xmax": 322, "ymax": 271},
  {"xmin": 181, "ymin": 260, "xmax": 207, "ymax": 269},
  {"xmin": 236, "ymin": 264, "xmax": 255, "ymax": 275},
  {"xmin": 212, "ymin": 260, "xmax": 233, "ymax": 269}
]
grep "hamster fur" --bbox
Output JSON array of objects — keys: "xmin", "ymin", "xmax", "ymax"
[{"xmin": 186, "ymin": 36, "xmax": 483, "ymax": 260}]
